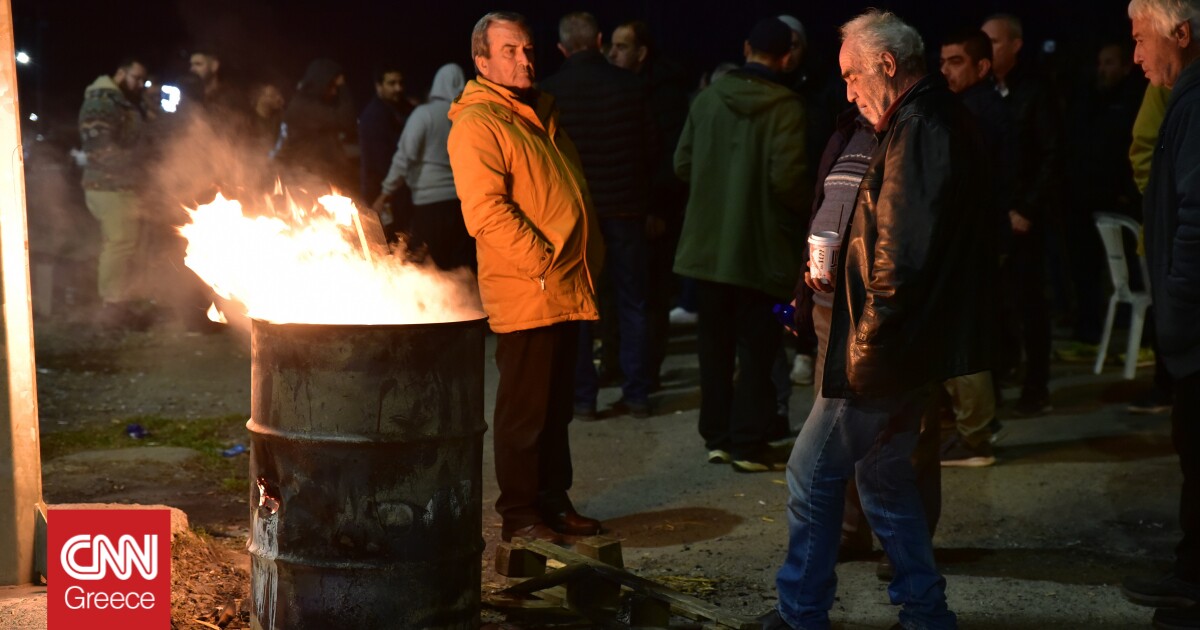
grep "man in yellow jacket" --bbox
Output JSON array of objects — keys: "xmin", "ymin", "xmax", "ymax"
[{"xmin": 448, "ymin": 11, "xmax": 605, "ymax": 545}]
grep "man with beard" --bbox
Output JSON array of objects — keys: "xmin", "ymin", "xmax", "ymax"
[
  {"xmin": 359, "ymin": 64, "xmax": 414, "ymax": 228},
  {"xmin": 78, "ymin": 57, "xmax": 151, "ymax": 329}
]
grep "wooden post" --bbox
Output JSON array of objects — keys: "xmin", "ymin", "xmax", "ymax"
[{"xmin": 0, "ymin": 0, "xmax": 45, "ymax": 586}]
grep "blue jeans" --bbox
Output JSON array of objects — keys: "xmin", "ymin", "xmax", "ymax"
[
  {"xmin": 775, "ymin": 390, "xmax": 955, "ymax": 630},
  {"xmin": 575, "ymin": 218, "xmax": 651, "ymax": 407}
]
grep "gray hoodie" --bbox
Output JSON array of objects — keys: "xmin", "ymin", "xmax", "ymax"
[{"xmin": 381, "ymin": 63, "xmax": 465, "ymax": 205}]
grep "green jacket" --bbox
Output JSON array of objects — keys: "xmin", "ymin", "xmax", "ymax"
[
  {"xmin": 672, "ymin": 69, "xmax": 807, "ymax": 299},
  {"xmin": 78, "ymin": 75, "xmax": 143, "ymax": 192},
  {"xmin": 1130, "ymin": 84, "xmax": 1170, "ymax": 195}
]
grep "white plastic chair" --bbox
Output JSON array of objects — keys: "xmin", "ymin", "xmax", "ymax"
[{"xmin": 1093, "ymin": 212, "xmax": 1153, "ymax": 380}]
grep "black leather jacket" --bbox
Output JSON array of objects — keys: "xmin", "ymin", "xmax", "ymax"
[{"xmin": 821, "ymin": 74, "xmax": 994, "ymax": 398}]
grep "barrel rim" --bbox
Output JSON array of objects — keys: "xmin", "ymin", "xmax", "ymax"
[{"xmin": 250, "ymin": 314, "xmax": 488, "ymax": 331}]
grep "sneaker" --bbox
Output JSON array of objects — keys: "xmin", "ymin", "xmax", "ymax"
[
  {"xmin": 707, "ymin": 449, "xmax": 731, "ymax": 464},
  {"xmin": 1129, "ymin": 388, "xmax": 1174, "ymax": 415},
  {"xmin": 1122, "ymin": 573, "xmax": 1200, "ymax": 608},
  {"xmin": 731, "ymin": 452, "xmax": 787, "ymax": 473},
  {"xmin": 1014, "ymin": 390, "xmax": 1052, "ymax": 417},
  {"xmin": 611, "ymin": 398, "xmax": 651, "ymax": 419},
  {"xmin": 790, "ymin": 354, "xmax": 814, "ymax": 385},
  {"xmin": 987, "ymin": 418, "xmax": 1007, "ymax": 445},
  {"xmin": 940, "ymin": 433, "xmax": 996, "ymax": 467},
  {"xmin": 1154, "ymin": 604, "xmax": 1200, "ymax": 629},
  {"xmin": 669, "ymin": 306, "xmax": 698, "ymax": 326}
]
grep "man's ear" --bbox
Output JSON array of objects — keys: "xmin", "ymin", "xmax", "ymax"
[
  {"xmin": 977, "ymin": 58, "xmax": 993, "ymax": 80},
  {"xmin": 558, "ymin": 43, "xmax": 569, "ymax": 58},
  {"xmin": 1013, "ymin": 37, "xmax": 1024, "ymax": 56},
  {"xmin": 744, "ymin": 40, "xmax": 752, "ymax": 61},
  {"xmin": 211, "ymin": 59, "xmax": 220, "ymax": 75},
  {"xmin": 637, "ymin": 45, "xmax": 648, "ymax": 65},
  {"xmin": 595, "ymin": 32, "xmax": 603, "ymax": 50},
  {"xmin": 1177, "ymin": 21, "xmax": 1193, "ymax": 48},
  {"xmin": 474, "ymin": 55, "xmax": 488, "ymax": 77},
  {"xmin": 879, "ymin": 51, "xmax": 897, "ymax": 77}
]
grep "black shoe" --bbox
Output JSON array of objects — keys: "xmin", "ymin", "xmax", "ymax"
[
  {"xmin": 574, "ymin": 404, "xmax": 597, "ymax": 421},
  {"xmin": 940, "ymin": 433, "xmax": 996, "ymax": 467},
  {"xmin": 876, "ymin": 556, "xmax": 894, "ymax": 582},
  {"xmin": 1129, "ymin": 388, "xmax": 1173, "ymax": 415},
  {"xmin": 1014, "ymin": 390, "xmax": 1052, "ymax": 417},
  {"xmin": 766, "ymin": 414, "xmax": 795, "ymax": 441},
  {"xmin": 1122, "ymin": 573, "xmax": 1200, "ymax": 608},
  {"xmin": 1155, "ymin": 604, "xmax": 1200, "ymax": 629},
  {"xmin": 755, "ymin": 609, "xmax": 793, "ymax": 629},
  {"xmin": 611, "ymin": 397, "xmax": 651, "ymax": 418},
  {"xmin": 987, "ymin": 418, "xmax": 1007, "ymax": 445}
]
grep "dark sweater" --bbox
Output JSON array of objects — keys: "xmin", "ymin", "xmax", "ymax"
[{"xmin": 539, "ymin": 49, "xmax": 653, "ymax": 219}]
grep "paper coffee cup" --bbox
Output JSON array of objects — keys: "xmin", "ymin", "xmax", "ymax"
[{"xmin": 808, "ymin": 231, "xmax": 840, "ymax": 285}]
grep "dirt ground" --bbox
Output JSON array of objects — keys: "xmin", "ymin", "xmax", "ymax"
[{"xmin": 13, "ymin": 307, "xmax": 1182, "ymax": 629}]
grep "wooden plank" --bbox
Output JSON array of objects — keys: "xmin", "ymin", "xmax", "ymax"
[
  {"xmin": 576, "ymin": 535, "xmax": 624, "ymax": 569},
  {"xmin": 521, "ymin": 540, "xmax": 757, "ymax": 630},
  {"xmin": 495, "ymin": 543, "xmax": 547, "ymax": 578},
  {"xmin": 501, "ymin": 564, "xmax": 591, "ymax": 596}
]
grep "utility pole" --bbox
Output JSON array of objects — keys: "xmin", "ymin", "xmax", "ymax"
[{"xmin": 0, "ymin": 0, "xmax": 46, "ymax": 586}]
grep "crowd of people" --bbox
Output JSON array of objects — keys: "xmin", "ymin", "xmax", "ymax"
[{"xmin": 69, "ymin": 1, "xmax": 1200, "ymax": 628}]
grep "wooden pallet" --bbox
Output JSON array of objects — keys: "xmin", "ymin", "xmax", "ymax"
[{"xmin": 484, "ymin": 536, "xmax": 758, "ymax": 630}]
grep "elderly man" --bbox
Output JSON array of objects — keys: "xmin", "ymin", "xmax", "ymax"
[
  {"xmin": 762, "ymin": 11, "xmax": 990, "ymax": 630},
  {"xmin": 447, "ymin": 11, "xmax": 604, "ymax": 545},
  {"xmin": 1120, "ymin": 2, "xmax": 1200, "ymax": 628}
]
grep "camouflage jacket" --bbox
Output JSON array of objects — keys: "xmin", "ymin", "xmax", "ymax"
[{"xmin": 78, "ymin": 75, "xmax": 143, "ymax": 191}]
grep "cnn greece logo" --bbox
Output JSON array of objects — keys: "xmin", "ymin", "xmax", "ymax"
[
  {"xmin": 49, "ymin": 508, "xmax": 171, "ymax": 630},
  {"xmin": 61, "ymin": 534, "xmax": 158, "ymax": 580}
]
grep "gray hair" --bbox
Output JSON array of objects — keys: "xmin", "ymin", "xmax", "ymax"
[
  {"xmin": 559, "ymin": 11, "xmax": 600, "ymax": 53},
  {"xmin": 840, "ymin": 10, "xmax": 926, "ymax": 77},
  {"xmin": 983, "ymin": 13, "xmax": 1024, "ymax": 40},
  {"xmin": 1128, "ymin": 0, "xmax": 1200, "ymax": 38},
  {"xmin": 471, "ymin": 11, "xmax": 531, "ymax": 59}
]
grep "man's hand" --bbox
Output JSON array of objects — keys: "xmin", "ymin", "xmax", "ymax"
[
  {"xmin": 1009, "ymin": 210, "xmax": 1031, "ymax": 235},
  {"xmin": 372, "ymin": 193, "xmax": 391, "ymax": 216},
  {"xmin": 803, "ymin": 261, "xmax": 834, "ymax": 294}
]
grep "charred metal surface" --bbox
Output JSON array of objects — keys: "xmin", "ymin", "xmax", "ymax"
[{"xmin": 247, "ymin": 317, "xmax": 487, "ymax": 630}]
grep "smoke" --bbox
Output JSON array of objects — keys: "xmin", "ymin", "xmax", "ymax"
[{"xmin": 147, "ymin": 110, "xmax": 483, "ymax": 328}]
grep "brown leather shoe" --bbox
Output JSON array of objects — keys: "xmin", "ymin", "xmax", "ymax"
[
  {"xmin": 501, "ymin": 522, "xmax": 563, "ymax": 544},
  {"xmin": 543, "ymin": 509, "xmax": 602, "ymax": 536}
]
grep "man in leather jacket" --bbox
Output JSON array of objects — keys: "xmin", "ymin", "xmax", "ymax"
[{"xmin": 763, "ymin": 10, "xmax": 990, "ymax": 630}]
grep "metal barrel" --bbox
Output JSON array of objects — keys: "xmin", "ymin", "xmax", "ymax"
[{"xmin": 247, "ymin": 317, "xmax": 486, "ymax": 630}]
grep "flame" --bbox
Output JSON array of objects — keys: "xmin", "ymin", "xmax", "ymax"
[
  {"xmin": 206, "ymin": 303, "xmax": 228, "ymax": 324},
  {"xmin": 178, "ymin": 191, "xmax": 483, "ymax": 325}
]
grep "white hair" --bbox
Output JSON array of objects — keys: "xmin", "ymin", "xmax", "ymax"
[
  {"xmin": 1129, "ymin": 0, "xmax": 1200, "ymax": 38},
  {"xmin": 840, "ymin": 10, "xmax": 926, "ymax": 76}
]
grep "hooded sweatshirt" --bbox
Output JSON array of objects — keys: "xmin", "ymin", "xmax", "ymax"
[
  {"xmin": 673, "ymin": 69, "xmax": 808, "ymax": 299},
  {"xmin": 381, "ymin": 63, "xmax": 465, "ymax": 205},
  {"xmin": 78, "ymin": 74, "xmax": 144, "ymax": 191},
  {"xmin": 274, "ymin": 58, "xmax": 356, "ymax": 189},
  {"xmin": 447, "ymin": 77, "xmax": 602, "ymax": 333}
]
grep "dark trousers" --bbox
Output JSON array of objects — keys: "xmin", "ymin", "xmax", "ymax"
[
  {"xmin": 575, "ymin": 218, "xmax": 651, "ymax": 406},
  {"xmin": 1174, "ymin": 369, "xmax": 1200, "ymax": 580},
  {"xmin": 1000, "ymin": 229, "xmax": 1052, "ymax": 395},
  {"xmin": 646, "ymin": 228, "xmax": 678, "ymax": 386},
  {"xmin": 494, "ymin": 322, "xmax": 580, "ymax": 529},
  {"xmin": 409, "ymin": 198, "xmax": 476, "ymax": 272},
  {"xmin": 695, "ymin": 280, "xmax": 781, "ymax": 460}
]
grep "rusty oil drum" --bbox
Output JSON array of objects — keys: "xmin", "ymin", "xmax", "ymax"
[{"xmin": 247, "ymin": 317, "xmax": 486, "ymax": 629}]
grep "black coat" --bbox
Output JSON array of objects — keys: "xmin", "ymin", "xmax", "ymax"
[
  {"xmin": 539, "ymin": 50, "xmax": 653, "ymax": 219},
  {"xmin": 1002, "ymin": 62, "xmax": 1062, "ymax": 223},
  {"xmin": 1145, "ymin": 60, "xmax": 1200, "ymax": 380},
  {"xmin": 822, "ymin": 74, "xmax": 994, "ymax": 398}
]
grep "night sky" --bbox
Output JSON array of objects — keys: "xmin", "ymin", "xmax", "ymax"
[{"xmin": 14, "ymin": 0, "xmax": 1136, "ymax": 142}]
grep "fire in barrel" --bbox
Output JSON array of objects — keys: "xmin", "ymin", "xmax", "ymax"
[{"xmin": 180, "ymin": 190, "xmax": 486, "ymax": 629}]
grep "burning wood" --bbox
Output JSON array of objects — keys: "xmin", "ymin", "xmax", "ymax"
[{"xmin": 177, "ymin": 189, "xmax": 481, "ymax": 326}]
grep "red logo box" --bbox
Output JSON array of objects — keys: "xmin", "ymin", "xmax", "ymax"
[{"xmin": 48, "ymin": 509, "xmax": 171, "ymax": 630}]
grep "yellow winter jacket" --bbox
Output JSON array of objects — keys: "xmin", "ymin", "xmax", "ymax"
[{"xmin": 447, "ymin": 77, "xmax": 602, "ymax": 333}]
